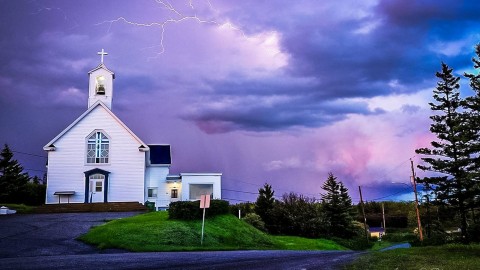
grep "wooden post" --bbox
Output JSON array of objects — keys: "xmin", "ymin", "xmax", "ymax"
[
  {"xmin": 200, "ymin": 194, "xmax": 211, "ymax": 245},
  {"xmin": 358, "ymin": 186, "xmax": 369, "ymax": 241},
  {"xmin": 410, "ymin": 159, "xmax": 424, "ymax": 242},
  {"xmin": 382, "ymin": 202, "xmax": 386, "ymax": 233},
  {"xmin": 201, "ymin": 207, "xmax": 206, "ymax": 245}
]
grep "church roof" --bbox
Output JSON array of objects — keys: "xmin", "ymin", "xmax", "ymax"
[
  {"xmin": 43, "ymin": 101, "xmax": 148, "ymax": 151},
  {"xmin": 148, "ymin": 144, "xmax": 171, "ymax": 165},
  {"xmin": 88, "ymin": 63, "xmax": 115, "ymax": 79}
]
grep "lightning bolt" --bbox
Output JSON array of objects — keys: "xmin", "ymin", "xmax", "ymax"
[
  {"xmin": 96, "ymin": 0, "xmax": 247, "ymax": 59},
  {"xmin": 30, "ymin": 1, "xmax": 79, "ymax": 29}
]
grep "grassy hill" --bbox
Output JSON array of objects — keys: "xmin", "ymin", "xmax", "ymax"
[{"xmin": 79, "ymin": 212, "xmax": 346, "ymax": 252}]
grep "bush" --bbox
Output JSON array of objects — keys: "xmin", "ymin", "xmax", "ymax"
[
  {"xmin": 266, "ymin": 193, "xmax": 326, "ymax": 237},
  {"xmin": 22, "ymin": 182, "xmax": 46, "ymax": 205},
  {"xmin": 333, "ymin": 236, "xmax": 375, "ymax": 250},
  {"xmin": 468, "ymin": 223, "xmax": 480, "ymax": 243},
  {"xmin": 229, "ymin": 202, "xmax": 255, "ymax": 218},
  {"xmin": 410, "ymin": 234, "xmax": 448, "ymax": 247},
  {"xmin": 243, "ymin": 213, "xmax": 266, "ymax": 231},
  {"xmin": 382, "ymin": 232, "xmax": 417, "ymax": 243},
  {"xmin": 168, "ymin": 199, "xmax": 230, "ymax": 220}
]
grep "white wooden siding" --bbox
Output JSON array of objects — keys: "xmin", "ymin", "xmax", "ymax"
[
  {"xmin": 145, "ymin": 166, "xmax": 184, "ymax": 208},
  {"xmin": 46, "ymin": 105, "xmax": 145, "ymax": 204},
  {"xmin": 180, "ymin": 173, "xmax": 222, "ymax": 201},
  {"xmin": 88, "ymin": 68, "xmax": 113, "ymax": 110}
]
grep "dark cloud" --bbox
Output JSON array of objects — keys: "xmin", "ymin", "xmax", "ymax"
[
  {"xmin": 182, "ymin": 91, "xmax": 382, "ymax": 133},
  {"xmin": 175, "ymin": 0, "xmax": 480, "ymax": 132}
]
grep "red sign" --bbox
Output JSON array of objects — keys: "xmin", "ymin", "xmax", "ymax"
[{"xmin": 200, "ymin": 194, "xmax": 211, "ymax": 209}]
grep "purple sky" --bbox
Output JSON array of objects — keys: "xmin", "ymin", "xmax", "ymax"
[{"xmin": 1, "ymin": 0, "xmax": 480, "ymax": 203}]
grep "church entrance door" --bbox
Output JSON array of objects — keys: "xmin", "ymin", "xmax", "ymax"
[{"xmin": 89, "ymin": 174, "xmax": 105, "ymax": 203}]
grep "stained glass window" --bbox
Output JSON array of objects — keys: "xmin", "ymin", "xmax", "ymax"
[{"xmin": 87, "ymin": 132, "xmax": 109, "ymax": 163}]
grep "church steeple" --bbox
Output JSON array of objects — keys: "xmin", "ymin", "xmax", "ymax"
[{"xmin": 88, "ymin": 49, "xmax": 115, "ymax": 110}]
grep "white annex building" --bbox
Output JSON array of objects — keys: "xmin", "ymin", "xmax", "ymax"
[{"xmin": 43, "ymin": 50, "xmax": 222, "ymax": 210}]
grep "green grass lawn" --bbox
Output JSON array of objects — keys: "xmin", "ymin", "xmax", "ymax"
[
  {"xmin": 272, "ymin": 235, "xmax": 347, "ymax": 250},
  {"xmin": 79, "ymin": 212, "xmax": 346, "ymax": 252},
  {"xmin": 344, "ymin": 244, "xmax": 480, "ymax": 270},
  {"xmin": 369, "ymin": 240, "xmax": 398, "ymax": 251}
]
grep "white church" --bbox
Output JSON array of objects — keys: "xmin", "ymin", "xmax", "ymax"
[{"xmin": 43, "ymin": 50, "xmax": 222, "ymax": 210}]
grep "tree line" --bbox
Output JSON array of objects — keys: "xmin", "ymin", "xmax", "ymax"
[
  {"xmin": 0, "ymin": 144, "xmax": 46, "ymax": 205},
  {"xmin": 232, "ymin": 173, "xmax": 376, "ymax": 249}
]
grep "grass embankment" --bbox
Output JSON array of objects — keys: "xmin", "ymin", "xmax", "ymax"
[
  {"xmin": 369, "ymin": 240, "xmax": 397, "ymax": 251},
  {"xmin": 273, "ymin": 235, "xmax": 347, "ymax": 250},
  {"xmin": 0, "ymin": 203, "xmax": 36, "ymax": 213},
  {"xmin": 344, "ymin": 244, "xmax": 480, "ymax": 270},
  {"xmin": 79, "ymin": 211, "xmax": 346, "ymax": 252}
]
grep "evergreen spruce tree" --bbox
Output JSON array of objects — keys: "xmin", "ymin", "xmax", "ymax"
[
  {"xmin": 462, "ymin": 43, "xmax": 480, "ymax": 215},
  {"xmin": 0, "ymin": 144, "xmax": 30, "ymax": 203},
  {"xmin": 415, "ymin": 63, "xmax": 471, "ymax": 239},
  {"xmin": 321, "ymin": 173, "xmax": 355, "ymax": 238},
  {"xmin": 255, "ymin": 183, "xmax": 275, "ymax": 231}
]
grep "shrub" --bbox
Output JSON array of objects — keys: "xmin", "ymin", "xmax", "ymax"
[
  {"xmin": 243, "ymin": 213, "xmax": 266, "ymax": 231},
  {"xmin": 208, "ymin": 199, "xmax": 230, "ymax": 216},
  {"xmin": 382, "ymin": 232, "xmax": 417, "ymax": 243},
  {"xmin": 332, "ymin": 236, "xmax": 375, "ymax": 250},
  {"xmin": 168, "ymin": 199, "xmax": 230, "ymax": 220},
  {"xmin": 468, "ymin": 223, "xmax": 480, "ymax": 243},
  {"xmin": 229, "ymin": 202, "xmax": 255, "ymax": 218}
]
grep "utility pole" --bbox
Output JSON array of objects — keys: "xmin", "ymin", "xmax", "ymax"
[
  {"xmin": 382, "ymin": 203, "xmax": 386, "ymax": 233},
  {"xmin": 410, "ymin": 159, "xmax": 424, "ymax": 242},
  {"xmin": 358, "ymin": 186, "xmax": 369, "ymax": 241}
]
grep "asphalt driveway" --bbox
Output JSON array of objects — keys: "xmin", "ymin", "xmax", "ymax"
[
  {"xmin": 0, "ymin": 212, "xmax": 363, "ymax": 269},
  {"xmin": 0, "ymin": 212, "xmax": 141, "ymax": 258}
]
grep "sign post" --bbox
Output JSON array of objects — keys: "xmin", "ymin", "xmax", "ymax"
[{"xmin": 200, "ymin": 194, "xmax": 211, "ymax": 245}]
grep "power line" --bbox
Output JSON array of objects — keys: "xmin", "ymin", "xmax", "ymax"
[
  {"xmin": 24, "ymin": 168, "xmax": 47, "ymax": 173},
  {"xmin": 12, "ymin": 150, "xmax": 47, "ymax": 159},
  {"xmin": 222, "ymin": 197, "xmax": 254, "ymax": 203},
  {"xmin": 368, "ymin": 187, "xmax": 412, "ymax": 202},
  {"xmin": 222, "ymin": 188, "xmax": 258, "ymax": 195},
  {"xmin": 227, "ymin": 177, "xmax": 319, "ymax": 197}
]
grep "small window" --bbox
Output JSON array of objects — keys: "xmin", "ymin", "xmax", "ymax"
[
  {"xmin": 95, "ymin": 181, "xmax": 102, "ymax": 192},
  {"xmin": 171, "ymin": 189, "xmax": 178, "ymax": 199},
  {"xmin": 148, "ymin": 188, "xmax": 158, "ymax": 198},
  {"xmin": 189, "ymin": 184, "xmax": 213, "ymax": 200}
]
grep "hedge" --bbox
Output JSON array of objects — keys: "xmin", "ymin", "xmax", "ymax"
[{"xmin": 168, "ymin": 199, "xmax": 230, "ymax": 220}]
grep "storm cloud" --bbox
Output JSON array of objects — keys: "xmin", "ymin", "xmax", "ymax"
[{"xmin": 1, "ymin": 0, "xmax": 479, "ymax": 201}]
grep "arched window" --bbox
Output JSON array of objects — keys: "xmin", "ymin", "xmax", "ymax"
[{"xmin": 87, "ymin": 131, "xmax": 109, "ymax": 163}]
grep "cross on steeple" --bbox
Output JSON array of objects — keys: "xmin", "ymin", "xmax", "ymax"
[{"xmin": 97, "ymin": 49, "xmax": 108, "ymax": 63}]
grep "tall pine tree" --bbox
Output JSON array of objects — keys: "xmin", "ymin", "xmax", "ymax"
[
  {"xmin": 321, "ymin": 173, "xmax": 355, "ymax": 238},
  {"xmin": 415, "ymin": 63, "xmax": 471, "ymax": 239},
  {"xmin": 255, "ymin": 183, "xmax": 275, "ymax": 231},
  {"xmin": 0, "ymin": 144, "xmax": 30, "ymax": 203},
  {"xmin": 462, "ymin": 43, "xmax": 480, "ymax": 215}
]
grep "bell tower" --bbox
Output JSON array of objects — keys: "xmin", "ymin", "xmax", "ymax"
[{"xmin": 88, "ymin": 49, "xmax": 115, "ymax": 110}]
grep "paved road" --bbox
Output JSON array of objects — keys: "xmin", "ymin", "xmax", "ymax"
[
  {"xmin": 0, "ymin": 250, "xmax": 361, "ymax": 270},
  {"xmin": 0, "ymin": 213, "xmax": 361, "ymax": 269}
]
